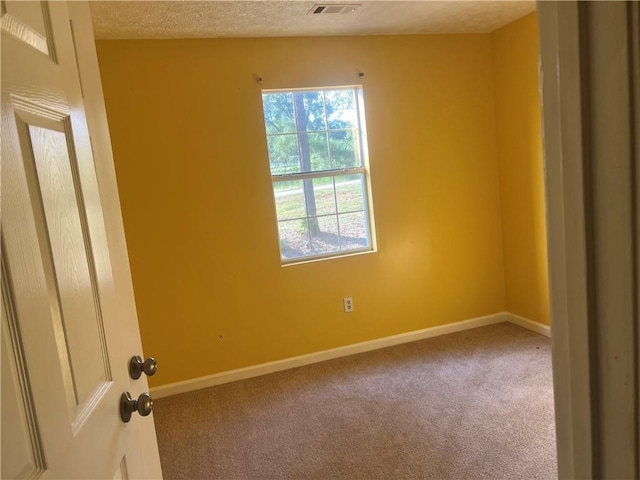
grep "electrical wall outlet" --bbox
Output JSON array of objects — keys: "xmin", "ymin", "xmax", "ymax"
[{"xmin": 344, "ymin": 297, "xmax": 354, "ymax": 313}]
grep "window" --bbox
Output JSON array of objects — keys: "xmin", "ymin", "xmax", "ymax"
[{"xmin": 261, "ymin": 86, "xmax": 375, "ymax": 263}]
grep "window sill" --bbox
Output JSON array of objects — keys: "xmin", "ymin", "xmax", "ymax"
[{"xmin": 281, "ymin": 247, "xmax": 377, "ymax": 267}]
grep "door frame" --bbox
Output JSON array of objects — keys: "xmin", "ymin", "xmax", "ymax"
[{"xmin": 538, "ymin": 1, "xmax": 640, "ymax": 477}]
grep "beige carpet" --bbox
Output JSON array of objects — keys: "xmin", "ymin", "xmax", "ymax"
[{"xmin": 153, "ymin": 323, "xmax": 557, "ymax": 479}]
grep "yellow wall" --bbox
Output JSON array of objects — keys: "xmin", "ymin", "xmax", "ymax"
[
  {"xmin": 491, "ymin": 13, "xmax": 550, "ymax": 325},
  {"xmin": 96, "ymin": 35, "xmax": 507, "ymax": 387}
]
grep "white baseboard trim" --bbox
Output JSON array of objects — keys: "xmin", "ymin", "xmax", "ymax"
[
  {"xmin": 506, "ymin": 313, "xmax": 552, "ymax": 338},
  {"xmin": 151, "ymin": 312, "xmax": 508, "ymax": 399}
]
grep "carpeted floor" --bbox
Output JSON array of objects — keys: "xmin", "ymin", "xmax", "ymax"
[{"xmin": 153, "ymin": 323, "xmax": 557, "ymax": 479}]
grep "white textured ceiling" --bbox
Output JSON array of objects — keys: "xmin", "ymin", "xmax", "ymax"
[{"xmin": 90, "ymin": 1, "xmax": 536, "ymax": 40}]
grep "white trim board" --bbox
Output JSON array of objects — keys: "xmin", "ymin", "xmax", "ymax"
[
  {"xmin": 151, "ymin": 312, "xmax": 550, "ymax": 399},
  {"xmin": 507, "ymin": 313, "xmax": 551, "ymax": 337}
]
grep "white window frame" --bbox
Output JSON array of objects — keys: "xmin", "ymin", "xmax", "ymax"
[{"xmin": 261, "ymin": 85, "xmax": 377, "ymax": 265}]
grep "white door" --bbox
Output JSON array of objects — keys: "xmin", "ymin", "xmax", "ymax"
[{"xmin": 1, "ymin": 1, "xmax": 163, "ymax": 478}]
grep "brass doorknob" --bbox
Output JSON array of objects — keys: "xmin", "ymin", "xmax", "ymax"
[
  {"xmin": 129, "ymin": 355, "xmax": 157, "ymax": 379},
  {"xmin": 120, "ymin": 392, "xmax": 153, "ymax": 423}
]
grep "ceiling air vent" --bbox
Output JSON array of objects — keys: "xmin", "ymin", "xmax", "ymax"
[{"xmin": 308, "ymin": 4, "xmax": 361, "ymax": 15}]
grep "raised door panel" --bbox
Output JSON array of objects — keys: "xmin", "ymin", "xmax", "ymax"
[
  {"xmin": 18, "ymin": 112, "xmax": 112, "ymax": 422},
  {"xmin": 1, "ymin": 0, "xmax": 55, "ymax": 59},
  {"xmin": 1, "ymin": 272, "xmax": 46, "ymax": 480}
]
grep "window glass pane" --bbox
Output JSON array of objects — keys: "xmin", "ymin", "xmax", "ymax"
[
  {"xmin": 338, "ymin": 212, "xmax": 369, "ymax": 250},
  {"xmin": 310, "ymin": 215, "xmax": 340, "ymax": 255},
  {"xmin": 292, "ymin": 91, "xmax": 326, "ymax": 132},
  {"xmin": 267, "ymin": 134, "xmax": 299, "ymax": 175},
  {"xmin": 325, "ymin": 89, "xmax": 356, "ymax": 130},
  {"xmin": 274, "ymin": 180, "xmax": 306, "ymax": 221},
  {"xmin": 335, "ymin": 174, "xmax": 365, "ymax": 213},
  {"xmin": 278, "ymin": 219, "xmax": 310, "ymax": 259},
  {"xmin": 262, "ymin": 86, "xmax": 373, "ymax": 263},
  {"xmin": 299, "ymin": 132, "xmax": 330, "ymax": 172},
  {"xmin": 262, "ymin": 93, "xmax": 296, "ymax": 134},
  {"xmin": 311, "ymin": 177, "xmax": 337, "ymax": 215},
  {"xmin": 329, "ymin": 129, "xmax": 359, "ymax": 168}
]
